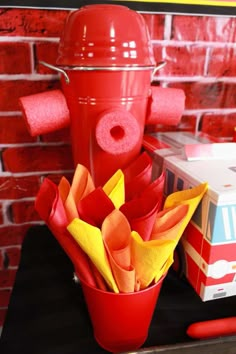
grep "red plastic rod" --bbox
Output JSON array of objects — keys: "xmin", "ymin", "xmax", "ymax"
[{"xmin": 187, "ymin": 317, "xmax": 236, "ymax": 339}]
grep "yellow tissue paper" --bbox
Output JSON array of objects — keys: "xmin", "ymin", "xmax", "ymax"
[
  {"xmin": 67, "ymin": 218, "xmax": 119, "ymax": 293},
  {"xmin": 131, "ymin": 230, "xmax": 177, "ymax": 289},
  {"xmin": 164, "ymin": 182, "xmax": 208, "ymax": 236},
  {"xmin": 103, "ymin": 169, "xmax": 125, "ymax": 209}
]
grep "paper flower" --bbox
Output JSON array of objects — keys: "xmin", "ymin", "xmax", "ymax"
[{"xmin": 35, "ymin": 151, "xmax": 208, "ymax": 293}]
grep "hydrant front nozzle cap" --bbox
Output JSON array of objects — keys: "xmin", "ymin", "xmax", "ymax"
[{"xmin": 56, "ymin": 4, "xmax": 156, "ymax": 67}]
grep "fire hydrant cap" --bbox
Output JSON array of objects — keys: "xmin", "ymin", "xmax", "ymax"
[{"xmin": 56, "ymin": 4, "xmax": 156, "ymax": 67}]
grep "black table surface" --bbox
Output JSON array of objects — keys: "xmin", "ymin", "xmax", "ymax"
[{"xmin": 1, "ymin": 225, "xmax": 236, "ymax": 354}]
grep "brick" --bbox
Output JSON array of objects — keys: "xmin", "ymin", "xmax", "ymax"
[
  {"xmin": 0, "ymin": 308, "xmax": 7, "ymax": 327},
  {"xmin": 141, "ymin": 14, "xmax": 165, "ymax": 40},
  {"xmin": 200, "ymin": 113, "xmax": 236, "ymax": 138},
  {"xmin": 204, "ymin": 17, "xmax": 236, "ymax": 43},
  {"xmin": 154, "ymin": 45, "xmax": 206, "ymax": 76},
  {"xmin": 0, "ymin": 176, "xmax": 40, "ymax": 200},
  {"xmin": 0, "ymin": 205, "xmax": 3, "ymax": 225},
  {"xmin": 10, "ymin": 201, "xmax": 40, "ymax": 224},
  {"xmin": 0, "ymin": 8, "xmax": 68, "ymax": 37},
  {"xmin": 172, "ymin": 16, "xmax": 207, "ymax": 41},
  {"xmin": 0, "ymin": 289, "xmax": 12, "ymax": 307},
  {"xmin": 166, "ymin": 82, "xmax": 226, "ymax": 110},
  {"xmin": 0, "ymin": 251, "xmax": 3, "ymax": 269},
  {"xmin": 0, "ymin": 80, "xmax": 60, "ymax": 111},
  {"xmin": 0, "ymin": 116, "xmax": 36, "ymax": 144},
  {"xmin": 4, "ymin": 247, "xmax": 21, "ymax": 267},
  {"xmin": 207, "ymin": 47, "xmax": 236, "ymax": 77},
  {"xmin": 0, "ymin": 225, "xmax": 30, "ymax": 247},
  {"xmin": 0, "ymin": 269, "xmax": 17, "ymax": 287},
  {"xmin": 223, "ymin": 84, "xmax": 236, "ymax": 108},
  {"xmin": 0, "ymin": 42, "xmax": 31, "ymax": 74},
  {"xmin": 178, "ymin": 115, "xmax": 197, "ymax": 132},
  {"xmin": 34, "ymin": 42, "xmax": 59, "ymax": 74},
  {"xmin": 2, "ymin": 145, "xmax": 74, "ymax": 173},
  {"xmin": 172, "ymin": 15, "xmax": 236, "ymax": 43},
  {"xmin": 41, "ymin": 127, "xmax": 71, "ymax": 143}
]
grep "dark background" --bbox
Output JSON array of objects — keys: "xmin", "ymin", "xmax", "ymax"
[{"xmin": 1, "ymin": 0, "xmax": 236, "ymax": 15}]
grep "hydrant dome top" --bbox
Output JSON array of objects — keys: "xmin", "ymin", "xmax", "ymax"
[{"xmin": 56, "ymin": 4, "xmax": 156, "ymax": 67}]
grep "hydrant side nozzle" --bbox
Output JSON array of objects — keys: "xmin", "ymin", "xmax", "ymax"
[
  {"xmin": 95, "ymin": 110, "xmax": 141, "ymax": 155},
  {"xmin": 146, "ymin": 86, "xmax": 186, "ymax": 126},
  {"xmin": 19, "ymin": 89, "xmax": 70, "ymax": 136}
]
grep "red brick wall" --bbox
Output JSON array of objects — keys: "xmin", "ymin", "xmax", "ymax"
[{"xmin": 1, "ymin": 7, "xmax": 236, "ymax": 327}]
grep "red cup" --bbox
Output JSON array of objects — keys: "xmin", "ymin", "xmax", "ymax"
[{"xmin": 80, "ymin": 275, "xmax": 165, "ymax": 353}]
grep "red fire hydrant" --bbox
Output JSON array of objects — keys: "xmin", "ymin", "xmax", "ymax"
[{"xmin": 19, "ymin": 4, "xmax": 185, "ymax": 186}]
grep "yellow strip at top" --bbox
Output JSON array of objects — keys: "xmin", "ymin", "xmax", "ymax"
[{"xmin": 115, "ymin": 0, "xmax": 236, "ymax": 7}]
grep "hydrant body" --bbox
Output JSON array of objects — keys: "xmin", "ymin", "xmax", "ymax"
[
  {"xmin": 56, "ymin": 4, "xmax": 156, "ymax": 186},
  {"xmin": 61, "ymin": 69, "xmax": 152, "ymax": 186},
  {"xmin": 19, "ymin": 4, "xmax": 185, "ymax": 186}
]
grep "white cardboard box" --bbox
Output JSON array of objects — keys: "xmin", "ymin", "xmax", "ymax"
[
  {"xmin": 163, "ymin": 154, "xmax": 236, "ymax": 301},
  {"xmin": 143, "ymin": 131, "xmax": 210, "ymax": 179},
  {"xmin": 143, "ymin": 132, "xmax": 236, "ymax": 301}
]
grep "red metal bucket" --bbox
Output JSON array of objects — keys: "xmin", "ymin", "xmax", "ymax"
[
  {"xmin": 60, "ymin": 68, "xmax": 153, "ymax": 186},
  {"xmin": 56, "ymin": 4, "xmax": 156, "ymax": 186},
  {"xmin": 39, "ymin": 5, "xmax": 157, "ymax": 186}
]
